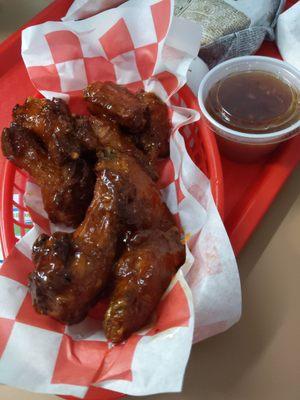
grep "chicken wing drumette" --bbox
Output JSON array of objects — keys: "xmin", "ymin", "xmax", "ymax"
[
  {"xmin": 1, "ymin": 124, "xmax": 94, "ymax": 227},
  {"xmin": 13, "ymin": 97, "xmax": 81, "ymax": 164}
]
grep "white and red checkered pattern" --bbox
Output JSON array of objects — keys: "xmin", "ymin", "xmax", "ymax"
[
  {"xmin": 0, "ymin": 0, "xmax": 241, "ymax": 398},
  {"xmin": 21, "ymin": 0, "xmax": 186, "ymax": 107}
]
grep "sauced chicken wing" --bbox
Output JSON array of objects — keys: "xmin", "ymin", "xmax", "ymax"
[
  {"xmin": 135, "ymin": 91, "xmax": 171, "ymax": 160},
  {"xmin": 13, "ymin": 97, "xmax": 81, "ymax": 164},
  {"xmin": 1, "ymin": 124, "xmax": 94, "ymax": 227},
  {"xmin": 104, "ymin": 228, "xmax": 185, "ymax": 343},
  {"xmin": 29, "ymin": 157, "xmax": 125, "ymax": 324},
  {"xmin": 83, "ymin": 82, "xmax": 171, "ymax": 161},
  {"xmin": 84, "ymin": 81, "xmax": 146, "ymax": 133}
]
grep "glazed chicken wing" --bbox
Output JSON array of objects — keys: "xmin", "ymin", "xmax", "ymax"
[
  {"xmin": 1, "ymin": 124, "xmax": 94, "ymax": 227},
  {"xmin": 29, "ymin": 155, "xmax": 125, "ymax": 324},
  {"xmin": 104, "ymin": 227, "xmax": 185, "ymax": 343},
  {"xmin": 84, "ymin": 81, "xmax": 146, "ymax": 133},
  {"xmin": 83, "ymin": 82, "xmax": 171, "ymax": 161},
  {"xmin": 13, "ymin": 97, "xmax": 81, "ymax": 164}
]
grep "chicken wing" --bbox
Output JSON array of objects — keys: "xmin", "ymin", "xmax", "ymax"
[
  {"xmin": 83, "ymin": 82, "xmax": 171, "ymax": 161},
  {"xmin": 1, "ymin": 124, "xmax": 94, "ymax": 227},
  {"xmin": 104, "ymin": 227, "xmax": 185, "ymax": 343},
  {"xmin": 13, "ymin": 97, "xmax": 81, "ymax": 164},
  {"xmin": 84, "ymin": 81, "xmax": 146, "ymax": 133},
  {"xmin": 29, "ymin": 154, "xmax": 125, "ymax": 324}
]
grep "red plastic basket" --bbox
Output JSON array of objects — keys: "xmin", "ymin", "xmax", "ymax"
[{"xmin": 0, "ymin": 85, "xmax": 224, "ymax": 259}]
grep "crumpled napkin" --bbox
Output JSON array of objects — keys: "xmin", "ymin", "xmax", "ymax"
[{"xmin": 276, "ymin": 1, "xmax": 300, "ymax": 70}]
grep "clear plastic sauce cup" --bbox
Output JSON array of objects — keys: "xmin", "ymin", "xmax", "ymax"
[{"xmin": 198, "ymin": 56, "xmax": 300, "ymax": 162}]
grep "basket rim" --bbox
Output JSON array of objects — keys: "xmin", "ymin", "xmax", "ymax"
[
  {"xmin": 0, "ymin": 85, "xmax": 224, "ymax": 259},
  {"xmin": 179, "ymin": 85, "xmax": 224, "ymax": 215}
]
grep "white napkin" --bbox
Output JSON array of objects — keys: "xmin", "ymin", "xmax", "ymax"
[{"xmin": 276, "ymin": 2, "xmax": 300, "ymax": 70}]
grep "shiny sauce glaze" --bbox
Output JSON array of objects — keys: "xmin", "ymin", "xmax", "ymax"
[{"xmin": 205, "ymin": 71, "xmax": 300, "ymax": 133}]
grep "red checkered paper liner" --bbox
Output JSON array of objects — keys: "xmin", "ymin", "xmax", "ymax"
[{"xmin": 0, "ymin": 0, "xmax": 241, "ymax": 398}]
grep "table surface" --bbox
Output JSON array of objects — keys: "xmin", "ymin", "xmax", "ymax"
[{"xmin": 0, "ymin": 1, "xmax": 299, "ymax": 400}]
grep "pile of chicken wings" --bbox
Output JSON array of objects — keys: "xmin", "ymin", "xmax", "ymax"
[{"xmin": 1, "ymin": 82, "xmax": 185, "ymax": 343}]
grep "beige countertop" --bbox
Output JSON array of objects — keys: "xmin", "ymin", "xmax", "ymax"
[{"xmin": 0, "ymin": 2, "xmax": 299, "ymax": 400}]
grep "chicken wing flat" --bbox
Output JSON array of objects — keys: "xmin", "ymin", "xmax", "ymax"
[
  {"xmin": 135, "ymin": 91, "xmax": 171, "ymax": 160},
  {"xmin": 104, "ymin": 227, "xmax": 185, "ymax": 343},
  {"xmin": 1, "ymin": 124, "xmax": 94, "ymax": 227},
  {"xmin": 29, "ymin": 157, "xmax": 125, "ymax": 324},
  {"xmin": 84, "ymin": 81, "xmax": 146, "ymax": 133},
  {"xmin": 13, "ymin": 97, "xmax": 81, "ymax": 164}
]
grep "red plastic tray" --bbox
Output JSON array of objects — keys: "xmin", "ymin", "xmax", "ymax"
[{"xmin": 0, "ymin": 1, "xmax": 298, "ymax": 400}]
